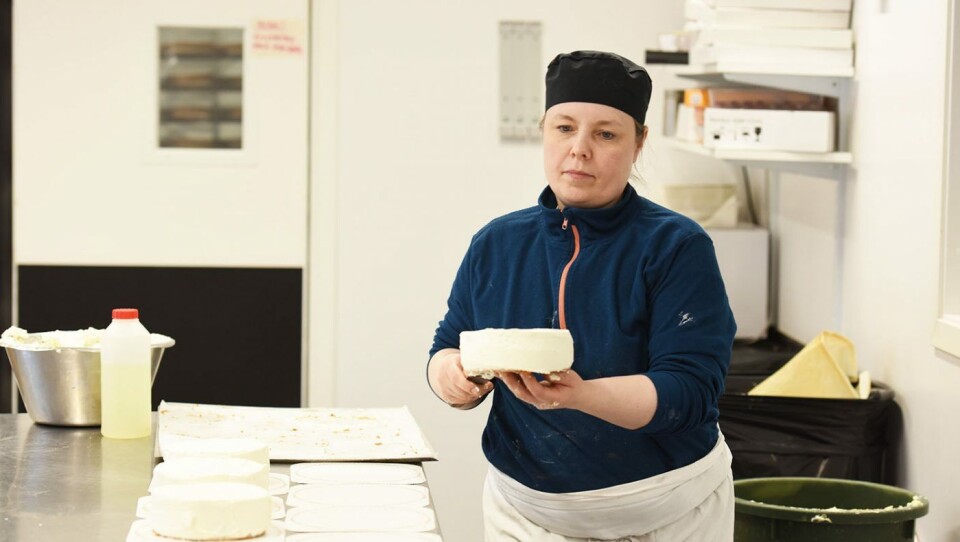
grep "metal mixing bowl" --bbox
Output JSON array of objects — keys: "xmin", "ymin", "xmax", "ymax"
[{"xmin": 3, "ymin": 339, "xmax": 174, "ymax": 427}]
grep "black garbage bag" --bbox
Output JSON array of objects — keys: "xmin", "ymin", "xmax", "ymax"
[{"xmin": 719, "ymin": 379, "xmax": 902, "ymax": 485}]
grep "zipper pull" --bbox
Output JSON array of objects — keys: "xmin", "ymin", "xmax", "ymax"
[{"xmin": 561, "ymin": 217, "xmax": 569, "ymax": 231}]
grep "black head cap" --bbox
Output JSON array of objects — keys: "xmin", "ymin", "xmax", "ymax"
[{"xmin": 545, "ymin": 50, "xmax": 653, "ymax": 125}]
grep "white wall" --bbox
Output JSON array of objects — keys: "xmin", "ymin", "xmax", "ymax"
[
  {"xmin": 312, "ymin": 2, "xmax": 685, "ymax": 539},
  {"xmin": 776, "ymin": 173, "xmax": 839, "ymax": 338},
  {"xmin": 774, "ymin": 2, "xmax": 960, "ymax": 540},
  {"xmin": 315, "ymin": 2, "xmax": 960, "ymax": 539},
  {"xmin": 849, "ymin": 2, "xmax": 960, "ymax": 538}
]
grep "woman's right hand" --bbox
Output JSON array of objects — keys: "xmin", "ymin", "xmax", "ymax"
[{"xmin": 428, "ymin": 348, "xmax": 493, "ymax": 409}]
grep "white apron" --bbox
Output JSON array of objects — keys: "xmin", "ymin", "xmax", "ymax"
[{"xmin": 483, "ymin": 432, "xmax": 734, "ymax": 542}]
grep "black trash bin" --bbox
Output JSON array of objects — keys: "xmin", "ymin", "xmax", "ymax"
[{"xmin": 720, "ymin": 331, "xmax": 902, "ymax": 484}]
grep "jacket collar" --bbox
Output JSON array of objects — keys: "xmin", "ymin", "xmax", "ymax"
[{"xmin": 537, "ymin": 184, "xmax": 640, "ymax": 242}]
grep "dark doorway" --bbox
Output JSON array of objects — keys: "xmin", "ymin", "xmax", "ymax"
[
  {"xmin": 1, "ymin": 0, "xmax": 13, "ymax": 413},
  {"xmin": 17, "ymin": 266, "xmax": 303, "ymax": 410}
]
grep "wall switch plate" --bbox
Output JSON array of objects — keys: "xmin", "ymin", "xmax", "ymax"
[{"xmin": 499, "ymin": 21, "xmax": 541, "ymax": 142}]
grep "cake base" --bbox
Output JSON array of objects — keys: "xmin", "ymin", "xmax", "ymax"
[
  {"xmin": 147, "ymin": 482, "xmax": 271, "ymax": 541},
  {"xmin": 150, "ymin": 457, "xmax": 269, "ymax": 492},
  {"xmin": 160, "ymin": 437, "xmax": 269, "ymax": 466}
]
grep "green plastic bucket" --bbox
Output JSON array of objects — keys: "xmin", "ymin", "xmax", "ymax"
[{"xmin": 734, "ymin": 477, "xmax": 928, "ymax": 541}]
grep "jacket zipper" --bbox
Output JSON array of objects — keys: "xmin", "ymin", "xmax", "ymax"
[{"xmin": 558, "ymin": 217, "xmax": 581, "ymax": 330}]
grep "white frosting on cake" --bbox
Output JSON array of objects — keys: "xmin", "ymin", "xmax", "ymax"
[
  {"xmin": 460, "ymin": 328, "xmax": 574, "ymax": 376},
  {"xmin": 150, "ymin": 457, "xmax": 270, "ymax": 492},
  {"xmin": 149, "ymin": 482, "xmax": 270, "ymax": 540},
  {"xmin": 161, "ymin": 437, "xmax": 269, "ymax": 466}
]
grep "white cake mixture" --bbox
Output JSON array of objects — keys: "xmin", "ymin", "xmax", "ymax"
[
  {"xmin": 460, "ymin": 328, "xmax": 574, "ymax": 377},
  {"xmin": 148, "ymin": 482, "xmax": 271, "ymax": 541},
  {"xmin": 0, "ymin": 326, "xmax": 173, "ymax": 350},
  {"xmin": 151, "ymin": 457, "xmax": 270, "ymax": 491},
  {"xmin": 161, "ymin": 437, "xmax": 270, "ymax": 466}
]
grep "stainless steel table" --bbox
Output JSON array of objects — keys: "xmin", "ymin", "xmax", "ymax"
[
  {"xmin": 0, "ymin": 413, "xmax": 442, "ymax": 541},
  {"xmin": 0, "ymin": 414, "xmax": 154, "ymax": 541}
]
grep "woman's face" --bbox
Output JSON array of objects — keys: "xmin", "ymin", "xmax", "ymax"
[{"xmin": 543, "ymin": 102, "xmax": 644, "ymax": 210}]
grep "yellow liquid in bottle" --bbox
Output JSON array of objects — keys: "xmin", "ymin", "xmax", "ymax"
[{"xmin": 100, "ymin": 359, "xmax": 152, "ymax": 439}]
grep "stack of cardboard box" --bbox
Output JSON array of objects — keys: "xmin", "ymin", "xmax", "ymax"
[{"xmin": 684, "ymin": 0, "xmax": 855, "ymax": 75}]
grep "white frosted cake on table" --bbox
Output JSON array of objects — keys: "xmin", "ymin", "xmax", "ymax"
[
  {"xmin": 161, "ymin": 437, "xmax": 269, "ymax": 466},
  {"xmin": 460, "ymin": 328, "xmax": 574, "ymax": 377},
  {"xmin": 148, "ymin": 482, "xmax": 271, "ymax": 540},
  {"xmin": 150, "ymin": 457, "xmax": 270, "ymax": 492}
]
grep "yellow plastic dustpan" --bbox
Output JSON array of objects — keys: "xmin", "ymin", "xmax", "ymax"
[{"xmin": 748, "ymin": 331, "xmax": 858, "ymax": 399}]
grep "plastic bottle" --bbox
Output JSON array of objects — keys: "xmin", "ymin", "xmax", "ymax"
[{"xmin": 100, "ymin": 308, "xmax": 152, "ymax": 438}]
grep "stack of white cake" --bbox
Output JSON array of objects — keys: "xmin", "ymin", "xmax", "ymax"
[{"xmin": 149, "ymin": 437, "xmax": 272, "ymax": 540}]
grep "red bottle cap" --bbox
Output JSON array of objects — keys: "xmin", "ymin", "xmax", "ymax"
[{"xmin": 112, "ymin": 308, "xmax": 139, "ymax": 319}]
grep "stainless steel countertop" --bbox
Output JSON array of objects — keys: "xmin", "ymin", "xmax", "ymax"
[
  {"xmin": 1, "ymin": 413, "xmax": 157, "ymax": 541},
  {"xmin": 0, "ymin": 413, "xmax": 441, "ymax": 541}
]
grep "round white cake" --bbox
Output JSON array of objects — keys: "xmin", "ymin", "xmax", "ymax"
[
  {"xmin": 161, "ymin": 437, "xmax": 269, "ymax": 466},
  {"xmin": 150, "ymin": 457, "xmax": 270, "ymax": 492},
  {"xmin": 148, "ymin": 482, "xmax": 271, "ymax": 541},
  {"xmin": 459, "ymin": 328, "xmax": 574, "ymax": 376}
]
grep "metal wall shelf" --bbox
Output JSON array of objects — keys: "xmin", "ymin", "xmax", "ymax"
[
  {"xmin": 661, "ymin": 137, "xmax": 851, "ymax": 178},
  {"xmin": 669, "ymin": 65, "xmax": 854, "ymax": 180}
]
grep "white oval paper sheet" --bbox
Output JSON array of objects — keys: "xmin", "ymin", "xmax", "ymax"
[
  {"xmin": 286, "ymin": 534, "xmax": 443, "ymax": 542},
  {"xmin": 287, "ymin": 483, "xmax": 429, "ymax": 508},
  {"xmin": 284, "ymin": 506, "xmax": 436, "ymax": 533},
  {"xmin": 136, "ymin": 496, "xmax": 286, "ymax": 520},
  {"xmin": 126, "ymin": 519, "xmax": 285, "ymax": 542},
  {"xmin": 268, "ymin": 472, "xmax": 291, "ymax": 495},
  {"xmin": 290, "ymin": 463, "xmax": 425, "ymax": 485}
]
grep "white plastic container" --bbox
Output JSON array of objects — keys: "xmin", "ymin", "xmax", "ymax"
[
  {"xmin": 100, "ymin": 308, "xmax": 152, "ymax": 438},
  {"xmin": 703, "ymin": 108, "xmax": 836, "ymax": 152}
]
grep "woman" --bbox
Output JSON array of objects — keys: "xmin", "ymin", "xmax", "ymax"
[{"xmin": 428, "ymin": 51, "xmax": 736, "ymax": 541}]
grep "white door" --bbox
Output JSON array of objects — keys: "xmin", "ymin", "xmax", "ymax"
[
  {"xmin": 12, "ymin": 0, "xmax": 311, "ymax": 409},
  {"xmin": 13, "ymin": 0, "xmax": 309, "ymax": 268}
]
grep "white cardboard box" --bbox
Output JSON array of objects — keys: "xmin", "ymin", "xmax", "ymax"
[
  {"xmin": 708, "ymin": 225, "xmax": 769, "ymax": 340},
  {"xmin": 703, "ymin": 108, "xmax": 836, "ymax": 152},
  {"xmin": 658, "ymin": 183, "xmax": 738, "ymax": 228}
]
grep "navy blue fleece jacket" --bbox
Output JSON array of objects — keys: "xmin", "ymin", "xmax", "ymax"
[{"xmin": 430, "ymin": 184, "xmax": 736, "ymax": 493}]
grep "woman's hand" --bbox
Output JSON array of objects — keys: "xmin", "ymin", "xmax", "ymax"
[
  {"xmin": 427, "ymin": 348, "xmax": 494, "ymax": 409},
  {"xmin": 496, "ymin": 370, "xmax": 659, "ymax": 430},
  {"xmin": 495, "ymin": 370, "xmax": 585, "ymax": 411}
]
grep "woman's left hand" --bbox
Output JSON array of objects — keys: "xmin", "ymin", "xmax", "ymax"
[
  {"xmin": 496, "ymin": 370, "xmax": 659, "ymax": 429},
  {"xmin": 495, "ymin": 370, "xmax": 585, "ymax": 411}
]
